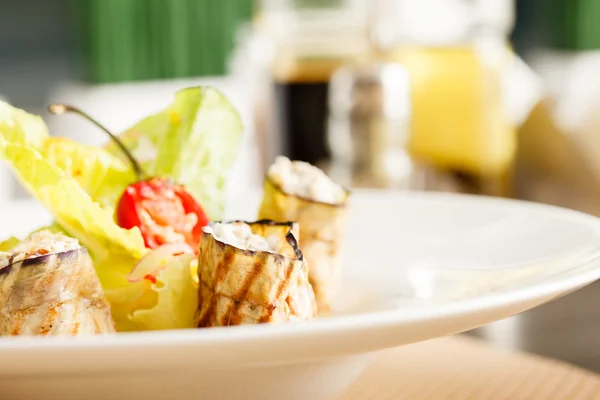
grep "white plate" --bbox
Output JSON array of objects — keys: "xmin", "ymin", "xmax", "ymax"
[{"xmin": 3, "ymin": 190, "xmax": 600, "ymax": 400}]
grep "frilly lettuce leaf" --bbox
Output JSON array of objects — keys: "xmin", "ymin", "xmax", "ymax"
[
  {"xmin": 0, "ymin": 141, "xmax": 147, "ymax": 289},
  {"xmin": 42, "ymin": 137, "xmax": 135, "ymax": 209},
  {"xmin": 0, "ymin": 100, "xmax": 49, "ymax": 149},
  {"xmin": 105, "ymin": 86, "xmax": 244, "ymax": 219},
  {"xmin": 103, "ymin": 280, "xmax": 156, "ymax": 332},
  {"xmin": 129, "ymin": 254, "xmax": 198, "ymax": 330},
  {"xmin": 105, "ymin": 243, "xmax": 198, "ymax": 331},
  {"xmin": 0, "ymin": 99, "xmax": 135, "ymax": 208},
  {"xmin": 112, "ymin": 254, "xmax": 198, "ymax": 331}
]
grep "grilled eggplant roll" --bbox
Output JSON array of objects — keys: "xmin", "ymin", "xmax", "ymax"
[
  {"xmin": 196, "ymin": 220, "xmax": 317, "ymax": 327},
  {"xmin": 0, "ymin": 230, "xmax": 116, "ymax": 336},
  {"xmin": 258, "ymin": 156, "xmax": 350, "ymax": 311}
]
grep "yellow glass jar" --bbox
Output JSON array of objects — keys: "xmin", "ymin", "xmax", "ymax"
[{"xmin": 377, "ymin": 0, "xmax": 518, "ymax": 196}]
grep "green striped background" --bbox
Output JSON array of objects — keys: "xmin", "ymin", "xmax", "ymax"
[
  {"xmin": 513, "ymin": 0, "xmax": 600, "ymax": 52},
  {"xmin": 70, "ymin": 0, "xmax": 254, "ymax": 83}
]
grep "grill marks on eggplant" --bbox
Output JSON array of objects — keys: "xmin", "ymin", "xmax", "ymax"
[
  {"xmin": 258, "ymin": 261, "xmax": 295, "ymax": 324},
  {"xmin": 224, "ymin": 252, "xmax": 267, "ymax": 326},
  {"xmin": 258, "ymin": 178, "xmax": 350, "ymax": 312},
  {"xmin": 196, "ymin": 221, "xmax": 317, "ymax": 327},
  {"xmin": 0, "ymin": 247, "xmax": 117, "ymax": 336},
  {"xmin": 197, "ymin": 248, "xmax": 234, "ymax": 327}
]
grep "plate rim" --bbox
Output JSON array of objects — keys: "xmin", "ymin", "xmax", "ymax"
[{"xmin": 1, "ymin": 191, "xmax": 600, "ymax": 352}]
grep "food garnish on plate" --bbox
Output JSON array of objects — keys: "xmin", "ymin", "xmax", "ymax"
[
  {"xmin": 196, "ymin": 220, "xmax": 317, "ymax": 327},
  {"xmin": 0, "ymin": 230, "xmax": 116, "ymax": 335},
  {"xmin": 0, "ymin": 86, "xmax": 243, "ymax": 333},
  {"xmin": 0, "ymin": 85, "xmax": 341, "ymax": 335},
  {"xmin": 47, "ymin": 103, "xmax": 211, "ymax": 253},
  {"xmin": 259, "ymin": 156, "xmax": 350, "ymax": 311}
]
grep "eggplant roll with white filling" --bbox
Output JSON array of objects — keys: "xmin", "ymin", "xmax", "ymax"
[
  {"xmin": 258, "ymin": 156, "xmax": 350, "ymax": 311},
  {"xmin": 196, "ymin": 220, "xmax": 317, "ymax": 327},
  {"xmin": 0, "ymin": 230, "xmax": 116, "ymax": 335}
]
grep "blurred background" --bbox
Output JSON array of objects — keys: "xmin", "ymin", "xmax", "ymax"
[{"xmin": 2, "ymin": 0, "xmax": 600, "ymax": 370}]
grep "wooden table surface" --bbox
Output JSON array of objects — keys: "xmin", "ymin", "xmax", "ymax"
[
  {"xmin": 341, "ymin": 335, "xmax": 600, "ymax": 400},
  {"xmin": 467, "ymin": 279, "xmax": 600, "ymax": 373}
]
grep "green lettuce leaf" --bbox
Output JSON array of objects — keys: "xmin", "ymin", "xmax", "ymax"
[
  {"xmin": 0, "ymin": 236, "xmax": 19, "ymax": 251},
  {"xmin": 105, "ymin": 86, "xmax": 244, "ymax": 219},
  {"xmin": 103, "ymin": 280, "xmax": 156, "ymax": 332},
  {"xmin": 129, "ymin": 254, "xmax": 198, "ymax": 330},
  {"xmin": 0, "ymin": 141, "xmax": 147, "ymax": 289},
  {"xmin": 129, "ymin": 255, "xmax": 197, "ymax": 331},
  {"xmin": 104, "ymin": 254, "xmax": 198, "ymax": 331},
  {"xmin": 0, "ymin": 100, "xmax": 49, "ymax": 149},
  {"xmin": 0, "ymin": 100, "xmax": 135, "ymax": 209},
  {"xmin": 42, "ymin": 137, "xmax": 135, "ymax": 209}
]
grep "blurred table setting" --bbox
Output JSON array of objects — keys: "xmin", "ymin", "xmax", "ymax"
[{"xmin": 3, "ymin": 0, "xmax": 600, "ymax": 381}]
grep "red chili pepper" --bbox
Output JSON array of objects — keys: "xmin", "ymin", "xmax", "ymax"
[{"xmin": 116, "ymin": 177, "xmax": 209, "ymax": 252}]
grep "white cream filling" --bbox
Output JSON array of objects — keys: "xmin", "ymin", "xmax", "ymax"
[
  {"xmin": 0, "ymin": 230, "xmax": 80, "ymax": 270},
  {"xmin": 267, "ymin": 156, "xmax": 345, "ymax": 204},
  {"xmin": 204, "ymin": 222, "xmax": 280, "ymax": 252}
]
